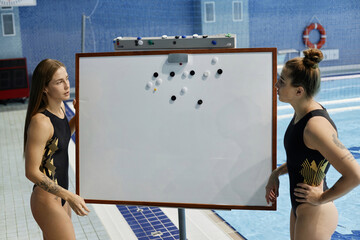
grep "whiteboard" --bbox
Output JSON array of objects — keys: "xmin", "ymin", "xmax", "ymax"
[{"xmin": 76, "ymin": 49, "xmax": 277, "ymax": 210}]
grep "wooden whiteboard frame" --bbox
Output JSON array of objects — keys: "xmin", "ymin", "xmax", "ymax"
[{"xmin": 76, "ymin": 48, "xmax": 277, "ymax": 210}]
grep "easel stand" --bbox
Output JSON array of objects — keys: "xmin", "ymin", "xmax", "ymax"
[{"xmin": 178, "ymin": 208, "xmax": 186, "ymax": 240}]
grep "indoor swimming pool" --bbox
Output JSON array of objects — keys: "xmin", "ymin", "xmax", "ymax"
[{"xmin": 215, "ymin": 75, "xmax": 360, "ymax": 240}]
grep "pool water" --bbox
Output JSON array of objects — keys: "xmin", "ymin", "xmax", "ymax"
[{"xmin": 215, "ymin": 76, "xmax": 360, "ymax": 240}]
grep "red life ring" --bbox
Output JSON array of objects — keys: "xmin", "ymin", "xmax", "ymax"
[{"xmin": 303, "ymin": 23, "xmax": 326, "ymax": 49}]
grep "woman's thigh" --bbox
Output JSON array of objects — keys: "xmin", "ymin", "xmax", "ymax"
[
  {"xmin": 63, "ymin": 200, "xmax": 72, "ymax": 218},
  {"xmin": 31, "ymin": 187, "xmax": 75, "ymax": 240},
  {"xmin": 290, "ymin": 210, "xmax": 296, "ymax": 240},
  {"xmin": 294, "ymin": 202, "xmax": 338, "ymax": 240}
]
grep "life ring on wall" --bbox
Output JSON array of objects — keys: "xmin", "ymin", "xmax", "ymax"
[{"xmin": 303, "ymin": 23, "xmax": 326, "ymax": 49}]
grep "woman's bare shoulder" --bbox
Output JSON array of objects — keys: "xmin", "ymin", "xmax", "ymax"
[
  {"xmin": 305, "ymin": 116, "xmax": 336, "ymax": 135},
  {"xmin": 303, "ymin": 116, "xmax": 336, "ymax": 150},
  {"xmin": 28, "ymin": 112, "xmax": 53, "ymax": 136}
]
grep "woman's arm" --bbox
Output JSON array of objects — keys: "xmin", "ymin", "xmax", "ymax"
[
  {"xmin": 273, "ymin": 162, "xmax": 288, "ymax": 176},
  {"xmin": 295, "ymin": 116, "xmax": 360, "ymax": 205},
  {"xmin": 62, "ymin": 100, "xmax": 76, "ymax": 135},
  {"xmin": 25, "ymin": 114, "xmax": 89, "ymax": 215},
  {"xmin": 265, "ymin": 162, "xmax": 288, "ymax": 204},
  {"xmin": 68, "ymin": 114, "xmax": 76, "ymax": 135}
]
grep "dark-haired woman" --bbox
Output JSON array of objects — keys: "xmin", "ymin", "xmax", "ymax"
[
  {"xmin": 24, "ymin": 59, "xmax": 89, "ymax": 240},
  {"xmin": 265, "ymin": 49, "xmax": 360, "ymax": 240}
]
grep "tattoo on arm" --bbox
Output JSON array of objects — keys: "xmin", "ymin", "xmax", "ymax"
[
  {"xmin": 36, "ymin": 175, "xmax": 61, "ymax": 195},
  {"xmin": 340, "ymin": 152, "xmax": 356, "ymax": 162},
  {"xmin": 332, "ymin": 134, "xmax": 346, "ymax": 150},
  {"xmin": 332, "ymin": 134, "xmax": 355, "ymax": 162}
]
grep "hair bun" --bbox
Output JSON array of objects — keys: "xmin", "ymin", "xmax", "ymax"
[{"xmin": 303, "ymin": 48, "xmax": 323, "ymax": 69}]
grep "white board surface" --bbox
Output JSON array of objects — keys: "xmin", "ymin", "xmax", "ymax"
[{"xmin": 76, "ymin": 49, "xmax": 277, "ymax": 210}]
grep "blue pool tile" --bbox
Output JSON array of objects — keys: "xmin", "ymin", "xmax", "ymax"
[
  {"xmin": 138, "ymin": 219, "xmax": 149, "ymax": 224},
  {"xmin": 148, "ymin": 237, "xmax": 161, "ymax": 240},
  {"xmin": 163, "ymin": 237, "xmax": 175, "ymax": 240},
  {"xmin": 152, "ymin": 220, "xmax": 162, "ymax": 225},
  {"xmin": 120, "ymin": 211, "xmax": 131, "ymax": 216},
  {"xmin": 138, "ymin": 237, "xmax": 148, "ymax": 240},
  {"xmin": 117, "ymin": 206, "xmax": 180, "ymax": 240},
  {"xmin": 133, "ymin": 228, "xmax": 145, "ymax": 233},
  {"xmin": 161, "ymin": 232, "xmax": 171, "ymax": 237},
  {"xmin": 166, "ymin": 226, "xmax": 178, "ymax": 231},
  {"xmin": 131, "ymin": 225, "xmax": 142, "ymax": 230},
  {"xmin": 332, "ymin": 230, "xmax": 360, "ymax": 240},
  {"xmin": 147, "ymin": 217, "xmax": 158, "ymax": 222},
  {"xmin": 143, "ymin": 226, "xmax": 155, "ymax": 232},
  {"xmin": 142, "ymin": 222, "xmax": 152, "ymax": 228},
  {"xmin": 158, "ymin": 215, "xmax": 168, "ymax": 219},
  {"xmin": 134, "ymin": 232, "xmax": 147, "ymax": 238},
  {"xmin": 127, "ymin": 219, "xmax": 138, "ymax": 225}
]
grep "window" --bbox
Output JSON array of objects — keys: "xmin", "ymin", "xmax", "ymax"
[
  {"xmin": 233, "ymin": 1, "xmax": 243, "ymax": 22},
  {"xmin": 1, "ymin": 13, "xmax": 15, "ymax": 36},
  {"xmin": 1, "ymin": 7, "xmax": 13, "ymax": 11},
  {"xmin": 204, "ymin": 2, "xmax": 215, "ymax": 23}
]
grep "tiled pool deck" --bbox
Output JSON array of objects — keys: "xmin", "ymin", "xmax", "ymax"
[{"xmin": 0, "ymin": 100, "xmax": 243, "ymax": 240}]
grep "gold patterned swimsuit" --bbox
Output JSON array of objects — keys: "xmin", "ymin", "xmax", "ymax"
[
  {"xmin": 34, "ymin": 109, "xmax": 71, "ymax": 206},
  {"xmin": 284, "ymin": 108, "xmax": 336, "ymax": 216}
]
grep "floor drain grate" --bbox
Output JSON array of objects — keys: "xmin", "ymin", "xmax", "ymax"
[{"xmin": 151, "ymin": 231, "xmax": 163, "ymax": 237}]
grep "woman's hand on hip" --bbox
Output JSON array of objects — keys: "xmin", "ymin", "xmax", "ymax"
[{"xmin": 294, "ymin": 181, "xmax": 324, "ymax": 205}]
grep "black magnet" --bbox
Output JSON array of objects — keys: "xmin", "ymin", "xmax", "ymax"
[
  {"xmin": 217, "ymin": 69, "xmax": 223, "ymax": 74},
  {"xmin": 170, "ymin": 71, "xmax": 175, "ymax": 77},
  {"xmin": 171, "ymin": 95, "xmax": 177, "ymax": 101},
  {"xmin": 153, "ymin": 72, "xmax": 159, "ymax": 78},
  {"xmin": 197, "ymin": 99, "xmax": 203, "ymax": 105},
  {"xmin": 190, "ymin": 70, "xmax": 195, "ymax": 76}
]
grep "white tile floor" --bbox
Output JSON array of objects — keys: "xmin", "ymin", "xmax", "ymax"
[
  {"xmin": 0, "ymin": 100, "xmax": 243, "ymax": 240},
  {"xmin": 0, "ymin": 101, "xmax": 111, "ymax": 240}
]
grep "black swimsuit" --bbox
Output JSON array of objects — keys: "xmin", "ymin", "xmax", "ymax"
[
  {"xmin": 33, "ymin": 108, "xmax": 71, "ymax": 206},
  {"xmin": 284, "ymin": 108, "xmax": 337, "ymax": 216}
]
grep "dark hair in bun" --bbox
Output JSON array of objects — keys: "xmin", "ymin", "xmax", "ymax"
[
  {"xmin": 303, "ymin": 48, "xmax": 323, "ymax": 69},
  {"xmin": 284, "ymin": 48, "xmax": 323, "ymax": 98}
]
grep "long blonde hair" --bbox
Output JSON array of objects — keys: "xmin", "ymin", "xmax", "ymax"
[{"xmin": 24, "ymin": 59, "xmax": 65, "ymax": 151}]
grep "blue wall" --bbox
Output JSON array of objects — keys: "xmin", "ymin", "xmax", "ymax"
[
  {"xmin": 199, "ymin": 0, "xmax": 250, "ymax": 48},
  {"xmin": 17, "ymin": 0, "xmax": 198, "ymax": 88},
  {"xmin": 18, "ymin": 1, "xmax": 97, "ymax": 87},
  {"xmin": 0, "ymin": 7, "xmax": 22, "ymax": 59},
  {"xmin": 0, "ymin": 0, "xmax": 359, "ymax": 88},
  {"xmin": 248, "ymin": 0, "xmax": 360, "ymax": 67}
]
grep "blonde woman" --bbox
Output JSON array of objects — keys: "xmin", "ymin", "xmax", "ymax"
[{"xmin": 24, "ymin": 59, "xmax": 89, "ymax": 239}]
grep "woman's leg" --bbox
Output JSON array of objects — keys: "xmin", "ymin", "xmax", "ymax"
[
  {"xmin": 31, "ymin": 187, "xmax": 76, "ymax": 240},
  {"xmin": 63, "ymin": 200, "xmax": 72, "ymax": 218},
  {"xmin": 294, "ymin": 202, "xmax": 338, "ymax": 240},
  {"xmin": 290, "ymin": 209, "xmax": 296, "ymax": 240}
]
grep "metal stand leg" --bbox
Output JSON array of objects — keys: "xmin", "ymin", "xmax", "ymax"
[
  {"xmin": 81, "ymin": 14, "xmax": 86, "ymax": 53},
  {"xmin": 178, "ymin": 208, "xmax": 186, "ymax": 240}
]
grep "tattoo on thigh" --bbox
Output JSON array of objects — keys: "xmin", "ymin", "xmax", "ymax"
[
  {"xmin": 332, "ymin": 134, "xmax": 346, "ymax": 150},
  {"xmin": 36, "ymin": 175, "xmax": 61, "ymax": 195}
]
